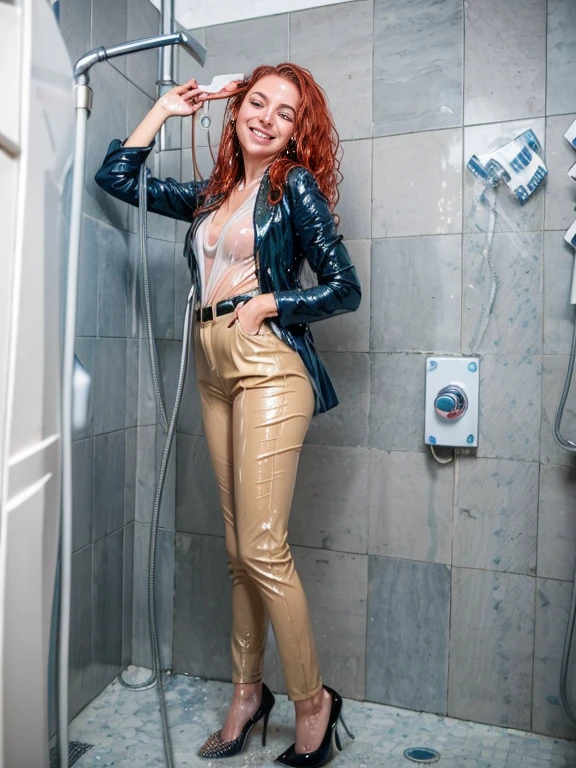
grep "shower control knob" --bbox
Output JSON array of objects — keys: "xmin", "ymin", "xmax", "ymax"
[{"xmin": 434, "ymin": 385, "xmax": 468, "ymax": 420}]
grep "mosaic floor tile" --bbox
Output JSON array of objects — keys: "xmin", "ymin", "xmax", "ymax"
[{"xmin": 68, "ymin": 672, "xmax": 576, "ymax": 768}]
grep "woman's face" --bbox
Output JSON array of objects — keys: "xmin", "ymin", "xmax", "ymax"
[{"xmin": 235, "ymin": 74, "xmax": 300, "ymax": 161}]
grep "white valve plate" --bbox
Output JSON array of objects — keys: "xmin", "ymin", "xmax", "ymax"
[{"xmin": 425, "ymin": 356, "xmax": 480, "ymax": 447}]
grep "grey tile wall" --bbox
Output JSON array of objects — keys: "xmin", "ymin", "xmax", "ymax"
[
  {"xmin": 69, "ymin": 546, "xmax": 92, "ymax": 720},
  {"xmin": 533, "ymin": 577, "xmax": 576, "ymax": 738},
  {"xmin": 370, "ymin": 352, "xmax": 427, "ymax": 452},
  {"xmin": 91, "ymin": 0, "xmax": 128, "ymax": 75},
  {"xmin": 371, "ymin": 235, "xmax": 462, "ymax": 353},
  {"xmin": 335, "ymin": 141, "xmax": 372, "ymax": 240},
  {"xmin": 59, "ymin": 0, "xmax": 91, "ymax": 67},
  {"xmin": 91, "ymin": 530, "xmax": 124, "ymax": 694},
  {"xmin": 93, "ymin": 430, "xmax": 126, "ymax": 540},
  {"xmin": 453, "ymin": 457, "xmax": 538, "ymax": 574},
  {"xmin": 72, "ymin": 438, "xmax": 94, "ymax": 552},
  {"xmin": 305, "ymin": 352, "xmax": 370, "ymax": 447},
  {"xmin": 547, "ymin": 0, "xmax": 576, "ymax": 116},
  {"xmin": 448, "ymin": 568, "xmax": 535, "ymax": 730},
  {"xmin": 62, "ymin": 0, "xmax": 576, "ymax": 742},
  {"xmin": 291, "ymin": 1, "xmax": 373, "ymax": 141},
  {"xmin": 476, "ymin": 354, "xmax": 542, "ymax": 462},
  {"xmin": 374, "ymin": 0, "xmax": 463, "ymax": 136},
  {"xmin": 176, "ymin": 433, "xmax": 223, "ymax": 536},
  {"xmin": 76, "ymin": 215, "xmax": 98, "ymax": 337},
  {"xmin": 93, "ymin": 339, "xmax": 128, "ymax": 434},
  {"xmin": 126, "ymin": 0, "xmax": 160, "ymax": 99},
  {"xmin": 538, "ymin": 464, "xmax": 576, "ymax": 582},
  {"xmin": 372, "ymin": 129, "xmax": 463, "ymax": 238},
  {"xmin": 462, "ymin": 232, "xmax": 543, "ymax": 356},
  {"xmin": 369, "ymin": 450, "xmax": 453, "ymax": 564},
  {"xmin": 290, "ymin": 445, "xmax": 370, "ymax": 554},
  {"xmin": 366, "ymin": 556, "xmax": 450, "ymax": 714},
  {"xmin": 540, "ymin": 356, "xmax": 576, "ymax": 467},
  {"xmin": 123, "ymin": 523, "xmax": 135, "ymax": 667},
  {"xmin": 463, "ymin": 0, "xmax": 546, "ymax": 125},
  {"xmin": 97, "ymin": 222, "xmax": 135, "ymax": 338},
  {"xmin": 173, "ymin": 533, "xmax": 232, "ymax": 678},
  {"xmin": 132, "ymin": 522, "xmax": 175, "ymax": 668},
  {"xmin": 543, "ymin": 231, "xmax": 576, "ymax": 356}
]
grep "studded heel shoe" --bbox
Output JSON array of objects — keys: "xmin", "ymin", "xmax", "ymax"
[{"xmin": 198, "ymin": 682, "xmax": 275, "ymax": 759}]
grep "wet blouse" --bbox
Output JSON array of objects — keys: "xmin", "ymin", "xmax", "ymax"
[{"xmin": 194, "ymin": 187, "xmax": 260, "ymax": 307}]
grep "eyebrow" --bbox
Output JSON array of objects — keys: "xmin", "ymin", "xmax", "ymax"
[{"xmin": 251, "ymin": 91, "xmax": 297, "ymax": 115}]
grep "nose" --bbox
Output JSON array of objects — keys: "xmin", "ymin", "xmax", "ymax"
[{"xmin": 259, "ymin": 108, "xmax": 273, "ymax": 126}]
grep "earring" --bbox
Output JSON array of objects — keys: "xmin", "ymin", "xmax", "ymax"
[
  {"xmin": 285, "ymin": 137, "xmax": 297, "ymax": 156},
  {"xmin": 231, "ymin": 125, "xmax": 241, "ymax": 157}
]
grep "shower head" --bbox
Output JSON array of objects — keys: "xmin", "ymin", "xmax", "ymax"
[{"xmin": 73, "ymin": 31, "xmax": 206, "ymax": 83}]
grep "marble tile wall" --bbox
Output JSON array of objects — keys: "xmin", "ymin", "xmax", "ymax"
[{"xmin": 172, "ymin": 0, "xmax": 576, "ymax": 742}]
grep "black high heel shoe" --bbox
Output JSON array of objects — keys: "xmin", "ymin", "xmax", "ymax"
[
  {"xmin": 198, "ymin": 682, "xmax": 275, "ymax": 759},
  {"xmin": 275, "ymin": 684, "xmax": 355, "ymax": 767}
]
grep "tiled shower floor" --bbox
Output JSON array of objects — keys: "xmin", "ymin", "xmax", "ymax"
[{"xmin": 69, "ymin": 671, "xmax": 576, "ymax": 768}]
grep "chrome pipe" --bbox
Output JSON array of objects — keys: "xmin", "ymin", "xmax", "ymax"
[
  {"xmin": 159, "ymin": 0, "xmax": 175, "ymax": 92},
  {"xmin": 73, "ymin": 31, "xmax": 205, "ymax": 83}
]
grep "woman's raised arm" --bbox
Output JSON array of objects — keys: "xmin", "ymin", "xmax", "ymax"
[{"xmin": 95, "ymin": 79, "xmax": 208, "ymax": 221}]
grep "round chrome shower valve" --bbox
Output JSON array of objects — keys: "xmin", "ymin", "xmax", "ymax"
[{"xmin": 434, "ymin": 385, "xmax": 468, "ymax": 420}]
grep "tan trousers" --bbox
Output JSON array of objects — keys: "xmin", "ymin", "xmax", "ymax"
[{"xmin": 193, "ymin": 311, "xmax": 323, "ymax": 702}]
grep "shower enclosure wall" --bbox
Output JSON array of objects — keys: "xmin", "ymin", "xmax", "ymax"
[
  {"xmin": 58, "ymin": 0, "xmax": 576, "ymax": 747},
  {"xmin": 57, "ymin": 0, "xmax": 188, "ymax": 729}
]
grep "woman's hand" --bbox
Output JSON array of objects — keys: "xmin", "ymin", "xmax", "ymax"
[
  {"xmin": 156, "ymin": 78, "xmax": 208, "ymax": 117},
  {"xmin": 230, "ymin": 294, "xmax": 278, "ymax": 335},
  {"xmin": 124, "ymin": 79, "xmax": 207, "ymax": 147}
]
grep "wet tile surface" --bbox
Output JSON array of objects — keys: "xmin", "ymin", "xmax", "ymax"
[{"xmin": 69, "ymin": 674, "xmax": 576, "ymax": 767}]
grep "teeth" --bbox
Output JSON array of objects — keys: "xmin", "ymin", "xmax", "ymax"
[{"xmin": 252, "ymin": 129, "xmax": 272, "ymax": 140}]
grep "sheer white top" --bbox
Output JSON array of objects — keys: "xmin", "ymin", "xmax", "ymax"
[{"xmin": 194, "ymin": 187, "xmax": 260, "ymax": 307}]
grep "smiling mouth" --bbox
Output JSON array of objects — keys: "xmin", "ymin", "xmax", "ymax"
[{"xmin": 250, "ymin": 127, "xmax": 274, "ymax": 140}]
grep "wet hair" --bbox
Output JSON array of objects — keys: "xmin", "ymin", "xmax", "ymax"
[{"xmin": 194, "ymin": 62, "xmax": 342, "ymax": 216}]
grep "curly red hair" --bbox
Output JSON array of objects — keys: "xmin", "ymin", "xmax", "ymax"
[{"xmin": 195, "ymin": 63, "xmax": 342, "ymax": 216}]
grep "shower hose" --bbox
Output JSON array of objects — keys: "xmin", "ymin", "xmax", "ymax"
[
  {"xmin": 553, "ymin": 311, "xmax": 576, "ymax": 730},
  {"xmin": 116, "ymin": 163, "xmax": 196, "ymax": 768}
]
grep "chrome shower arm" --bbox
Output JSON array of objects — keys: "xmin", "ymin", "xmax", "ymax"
[{"xmin": 73, "ymin": 31, "xmax": 206, "ymax": 83}]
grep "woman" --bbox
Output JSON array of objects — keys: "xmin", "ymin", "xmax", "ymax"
[{"xmin": 95, "ymin": 63, "xmax": 361, "ymax": 767}]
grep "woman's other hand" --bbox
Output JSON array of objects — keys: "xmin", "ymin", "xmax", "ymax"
[
  {"xmin": 230, "ymin": 294, "xmax": 278, "ymax": 335},
  {"xmin": 157, "ymin": 78, "xmax": 207, "ymax": 117}
]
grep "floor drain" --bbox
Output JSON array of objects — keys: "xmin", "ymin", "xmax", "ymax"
[
  {"xmin": 403, "ymin": 746, "xmax": 441, "ymax": 763},
  {"xmin": 49, "ymin": 741, "xmax": 93, "ymax": 768}
]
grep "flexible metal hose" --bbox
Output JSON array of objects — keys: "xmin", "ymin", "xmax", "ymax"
[
  {"xmin": 117, "ymin": 162, "xmax": 196, "ymax": 768},
  {"xmin": 139, "ymin": 163, "xmax": 168, "ymax": 433}
]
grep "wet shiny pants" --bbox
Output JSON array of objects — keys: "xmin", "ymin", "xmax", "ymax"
[{"xmin": 193, "ymin": 312, "xmax": 323, "ymax": 702}]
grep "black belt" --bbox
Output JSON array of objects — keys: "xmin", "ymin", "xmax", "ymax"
[{"xmin": 195, "ymin": 294, "xmax": 255, "ymax": 323}]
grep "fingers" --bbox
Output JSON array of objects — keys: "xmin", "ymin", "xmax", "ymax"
[
  {"xmin": 179, "ymin": 86, "xmax": 207, "ymax": 115},
  {"xmin": 202, "ymin": 81, "xmax": 248, "ymax": 102},
  {"xmin": 175, "ymin": 77, "xmax": 198, "ymax": 92}
]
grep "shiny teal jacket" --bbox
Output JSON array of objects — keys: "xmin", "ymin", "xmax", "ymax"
[{"xmin": 95, "ymin": 139, "xmax": 361, "ymax": 414}]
